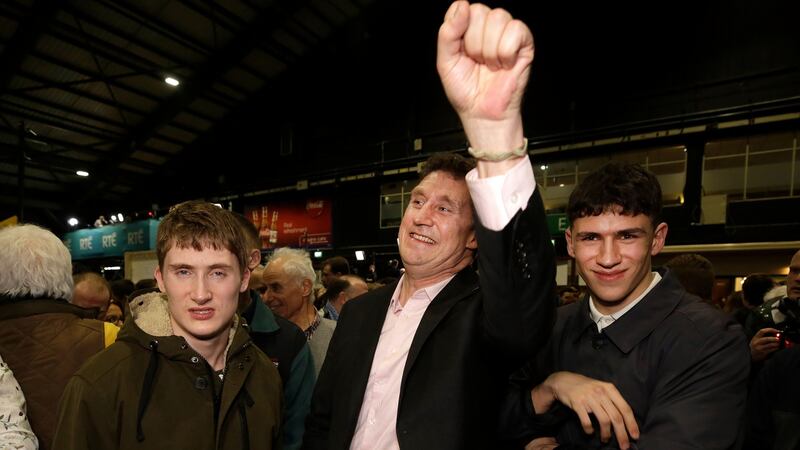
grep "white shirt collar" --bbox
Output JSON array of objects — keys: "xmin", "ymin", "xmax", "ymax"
[{"xmin": 589, "ymin": 271, "xmax": 662, "ymax": 332}]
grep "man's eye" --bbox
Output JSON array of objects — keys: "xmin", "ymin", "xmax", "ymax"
[
  {"xmin": 211, "ymin": 270, "xmax": 226, "ymax": 278},
  {"xmin": 176, "ymin": 269, "xmax": 191, "ymax": 276},
  {"xmin": 438, "ymin": 206, "xmax": 452, "ymax": 213}
]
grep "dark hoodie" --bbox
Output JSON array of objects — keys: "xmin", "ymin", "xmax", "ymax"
[{"xmin": 53, "ymin": 291, "xmax": 283, "ymax": 450}]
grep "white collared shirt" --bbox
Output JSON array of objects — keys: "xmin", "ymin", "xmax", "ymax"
[
  {"xmin": 589, "ymin": 272, "xmax": 662, "ymax": 332},
  {"xmin": 350, "ymin": 274, "xmax": 455, "ymax": 450}
]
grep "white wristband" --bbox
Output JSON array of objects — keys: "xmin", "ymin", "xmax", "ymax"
[{"xmin": 467, "ymin": 138, "xmax": 528, "ymax": 161}]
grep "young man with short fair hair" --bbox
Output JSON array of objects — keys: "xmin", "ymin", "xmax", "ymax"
[{"xmin": 54, "ymin": 201, "xmax": 282, "ymax": 450}]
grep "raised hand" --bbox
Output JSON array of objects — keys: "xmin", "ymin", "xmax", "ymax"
[{"xmin": 437, "ymin": 1, "xmax": 533, "ymax": 153}]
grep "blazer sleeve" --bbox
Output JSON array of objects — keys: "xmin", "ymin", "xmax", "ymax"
[{"xmin": 475, "ymin": 188, "xmax": 558, "ymax": 366}]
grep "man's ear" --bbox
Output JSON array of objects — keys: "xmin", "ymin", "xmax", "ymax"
[
  {"xmin": 650, "ymin": 222, "xmax": 668, "ymax": 255},
  {"xmin": 301, "ymin": 278, "xmax": 313, "ymax": 297},
  {"xmin": 565, "ymin": 228, "xmax": 575, "ymax": 258},
  {"xmin": 239, "ymin": 267, "xmax": 251, "ymax": 293},
  {"xmin": 154, "ymin": 266, "xmax": 166, "ymax": 293},
  {"xmin": 466, "ymin": 229, "xmax": 477, "ymax": 251}
]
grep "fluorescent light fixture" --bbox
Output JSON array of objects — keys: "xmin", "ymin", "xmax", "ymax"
[
  {"xmin": 355, "ymin": 250, "xmax": 365, "ymax": 261},
  {"xmin": 76, "ymin": 170, "xmax": 89, "ymax": 177},
  {"xmin": 313, "ymin": 251, "xmax": 323, "ymax": 258},
  {"xmin": 117, "ymin": 213, "xmax": 124, "ymax": 222},
  {"xmin": 67, "ymin": 217, "xmax": 79, "ymax": 226},
  {"xmin": 103, "ymin": 266, "xmax": 121, "ymax": 271},
  {"xmin": 164, "ymin": 76, "xmax": 180, "ymax": 86}
]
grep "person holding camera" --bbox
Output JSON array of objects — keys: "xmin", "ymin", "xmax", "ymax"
[{"xmin": 746, "ymin": 249, "xmax": 800, "ymax": 363}]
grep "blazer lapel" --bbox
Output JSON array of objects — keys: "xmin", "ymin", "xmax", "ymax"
[
  {"xmin": 342, "ymin": 283, "xmax": 394, "ymax": 433},
  {"xmin": 401, "ymin": 268, "xmax": 479, "ymax": 387}
]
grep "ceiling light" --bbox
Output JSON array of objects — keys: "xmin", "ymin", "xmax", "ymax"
[
  {"xmin": 76, "ymin": 170, "xmax": 89, "ymax": 177},
  {"xmin": 540, "ymin": 165, "xmax": 548, "ymax": 171},
  {"xmin": 313, "ymin": 251, "xmax": 323, "ymax": 258},
  {"xmin": 117, "ymin": 213, "xmax": 124, "ymax": 222},
  {"xmin": 67, "ymin": 217, "xmax": 79, "ymax": 226},
  {"xmin": 355, "ymin": 250, "xmax": 365, "ymax": 261},
  {"xmin": 103, "ymin": 266, "xmax": 121, "ymax": 271},
  {"xmin": 559, "ymin": 183, "xmax": 565, "ymax": 187},
  {"xmin": 164, "ymin": 76, "xmax": 180, "ymax": 87}
]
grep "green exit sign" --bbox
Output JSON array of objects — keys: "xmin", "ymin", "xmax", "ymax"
[{"xmin": 546, "ymin": 214, "xmax": 569, "ymax": 236}]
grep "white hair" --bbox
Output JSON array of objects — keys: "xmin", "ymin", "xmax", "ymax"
[
  {"xmin": 0, "ymin": 224, "xmax": 74, "ymax": 301},
  {"xmin": 266, "ymin": 247, "xmax": 317, "ymax": 302}
]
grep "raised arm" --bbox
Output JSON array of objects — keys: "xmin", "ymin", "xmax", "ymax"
[{"xmin": 437, "ymin": 0, "xmax": 532, "ymax": 177}]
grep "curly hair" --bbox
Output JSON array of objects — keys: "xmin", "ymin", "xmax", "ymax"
[
  {"xmin": 0, "ymin": 224, "xmax": 74, "ymax": 301},
  {"xmin": 567, "ymin": 161, "xmax": 662, "ymax": 226}
]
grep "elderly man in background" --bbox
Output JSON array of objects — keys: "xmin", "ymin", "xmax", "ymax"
[
  {"xmin": 72, "ymin": 272, "xmax": 112, "ymax": 319},
  {"xmin": 0, "ymin": 224, "xmax": 117, "ymax": 450},
  {"xmin": 263, "ymin": 247, "xmax": 336, "ymax": 376}
]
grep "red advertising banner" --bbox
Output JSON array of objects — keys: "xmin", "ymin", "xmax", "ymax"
[{"xmin": 244, "ymin": 198, "xmax": 332, "ymax": 249}]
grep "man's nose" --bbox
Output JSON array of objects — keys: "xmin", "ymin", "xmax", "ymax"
[
  {"xmin": 191, "ymin": 277, "xmax": 212, "ymax": 303},
  {"xmin": 413, "ymin": 204, "xmax": 434, "ymax": 226},
  {"xmin": 597, "ymin": 238, "xmax": 621, "ymax": 268}
]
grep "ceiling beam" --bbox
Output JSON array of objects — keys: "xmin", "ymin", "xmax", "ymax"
[{"xmin": 0, "ymin": 0, "xmax": 61, "ymax": 91}]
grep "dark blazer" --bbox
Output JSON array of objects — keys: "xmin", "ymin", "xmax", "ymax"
[{"xmin": 304, "ymin": 190, "xmax": 556, "ymax": 450}]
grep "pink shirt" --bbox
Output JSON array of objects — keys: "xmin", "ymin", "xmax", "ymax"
[{"xmin": 350, "ymin": 275, "xmax": 454, "ymax": 450}]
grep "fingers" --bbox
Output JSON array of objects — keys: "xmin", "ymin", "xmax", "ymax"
[
  {"xmin": 462, "ymin": 3, "xmax": 490, "ymax": 64},
  {"xmin": 461, "ymin": 4, "xmax": 531, "ymax": 70},
  {"xmin": 755, "ymin": 327, "xmax": 781, "ymax": 338},
  {"xmin": 498, "ymin": 19, "xmax": 534, "ymax": 70},
  {"xmin": 436, "ymin": 1, "xmax": 470, "ymax": 73},
  {"xmin": 605, "ymin": 384, "xmax": 640, "ymax": 439},
  {"xmin": 482, "ymin": 8, "xmax": 512, "ymax": 70}
]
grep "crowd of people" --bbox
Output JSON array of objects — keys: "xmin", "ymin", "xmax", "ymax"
[{"xmin": 1, "ymin": 3, "xmax": 797, "ymax": 449}]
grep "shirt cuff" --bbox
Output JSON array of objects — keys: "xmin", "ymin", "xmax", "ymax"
[{"xmin": 466, "ymin": 157, "xmax": 536, "ymax": 231}]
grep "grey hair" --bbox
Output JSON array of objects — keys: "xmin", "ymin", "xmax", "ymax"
[
  {"xmin": 266, "ymin": 247, "xmax": 317, "ymax": 303},
  {"xmin": 0, "ymin": 224, "xmax": 74, "ymax": 301}
]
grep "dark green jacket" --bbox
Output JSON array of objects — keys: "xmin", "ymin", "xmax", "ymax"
[
  {"xmin": 53, "ymin": 292, "xmax": 283, "ymax": 450},
  {"xmin": 243, "ymin": 291, "xmax": 315, "ymax": 450}
]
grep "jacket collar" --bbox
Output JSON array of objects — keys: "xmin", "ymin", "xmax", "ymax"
[
  {"xmin": 570, "ymin": 268, "xmax": 683, "ymax": 354},
  {"xmin": 121, "ymin": 291, "xmax": 250, "ymax": 361},
  {"xmin": 0, "ymin": 296, "xmax": 98, "ymax": 320},
  {"xmin": 242, "ymin": 290, "xmax": 279, "ymax": 333}
]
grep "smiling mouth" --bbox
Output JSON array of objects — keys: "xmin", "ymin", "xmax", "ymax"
[
  {"xmin": 594, "ymin": 270, "xmax": 625, "ymax": 281},
  {"xmin": 410, "ymin": 232, "xmax": 435, "ymax": 244}
]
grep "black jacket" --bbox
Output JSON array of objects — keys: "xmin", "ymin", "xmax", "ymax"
[
  {"xmin": 502, "ymin": 270, "xmax": 750, "ymax": 449},
  {"xmin": 304, "ymin": 190, "xmax": 556, "ymax": 449}
]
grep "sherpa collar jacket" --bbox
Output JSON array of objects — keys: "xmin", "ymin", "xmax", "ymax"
[{"xmin": 53, "ymin": 291, "xmax": 283, "ymax": 450}]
